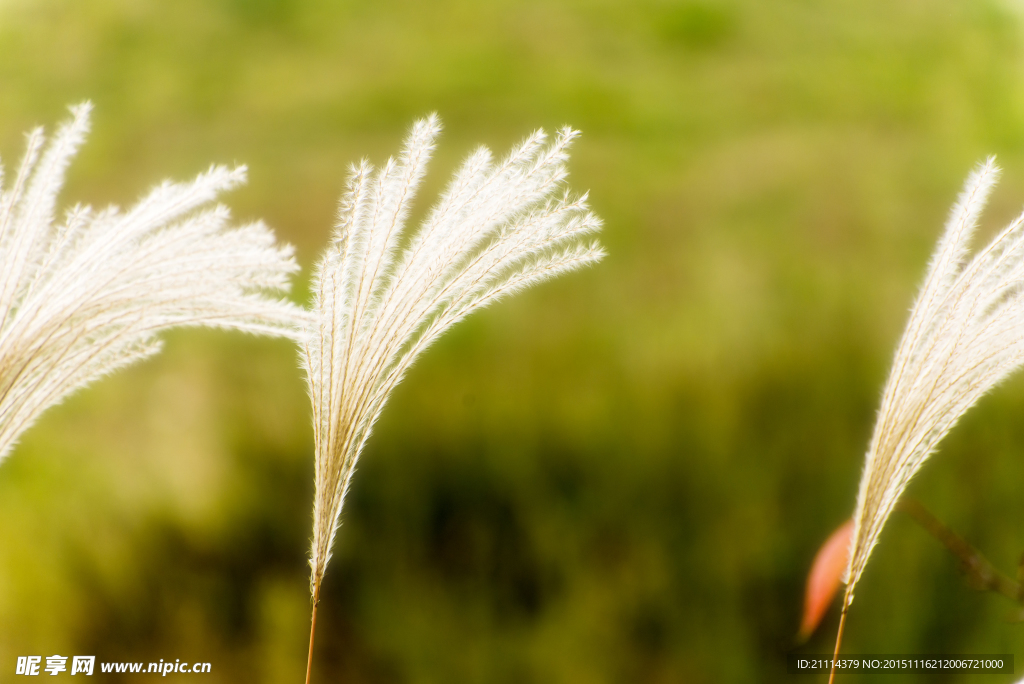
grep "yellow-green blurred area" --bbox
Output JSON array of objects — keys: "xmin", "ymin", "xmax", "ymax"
[{"xmin": 3, "ymin": 0, "xmax": 1024, "ymax": 681}]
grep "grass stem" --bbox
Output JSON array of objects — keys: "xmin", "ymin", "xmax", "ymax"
[
  {"xmin": 828, "ymin": 599, "xmax": 848, "ymax": 684},
  {"xmin": 305, "ymin": 590, "xmax": 319, "ymax": 684}
]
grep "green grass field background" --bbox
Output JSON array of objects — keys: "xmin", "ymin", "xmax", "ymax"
[{"xmin": 1, "ymin": 0, "xmax": 1023, "ymax": 681}]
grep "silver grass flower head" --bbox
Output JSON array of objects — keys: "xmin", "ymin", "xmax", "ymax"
[
  {"xmin": 0, "ymin": 103, "xmax": 308, "ymax": 462},
  {"xmin": 302, "ymin": 115, "xmax": 604, "ymax": 596},
  {"xmin": 845, "ymin": 157, "xmax": 1024, "ymax": 604}
]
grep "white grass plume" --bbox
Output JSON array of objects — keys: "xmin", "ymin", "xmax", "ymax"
[
  {"xmin": 300, "ymin": 116, "xmax": 603, "ymax": 677},
  {"xmin": 829, "ymin": 158, "xmax": 1024, "ymax": 672},
  {"xmin": 0, "ymin": 104, "xmax": 307, "ymax": 463}
]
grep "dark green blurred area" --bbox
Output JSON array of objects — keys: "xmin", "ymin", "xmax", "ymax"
[{"xmin": 2, "ymin": 0, "xmax": 1024, "ymax": 681}]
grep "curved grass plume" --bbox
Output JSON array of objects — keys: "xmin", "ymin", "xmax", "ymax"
[
  {"xmin": 832, "ymin": 158, "xmax": 1024, "ymax": 680},
  {"xmin": 300, "ymin": 116, "xmax": 603, "ymax": 681},
  {"xmin": 0, "ymin": 104, "xmax": 306, "ymax": 464}
]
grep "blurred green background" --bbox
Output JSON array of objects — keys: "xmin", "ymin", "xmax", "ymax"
[{"xmin": 2, "ymin": 0, "xmax": 1024, "ymax": 681}]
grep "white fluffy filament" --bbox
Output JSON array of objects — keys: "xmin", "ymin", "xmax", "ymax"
[
  {"xmin": 302, "ymin": 116, "xmax": 604, "ymax": 598},
  {"xmin": 845, "ymin": 157, "xmax": 1024, "ymax": 604},
  {"xmin": 0, "ymin": 103, "xmax": 308, "ymax": 462}
]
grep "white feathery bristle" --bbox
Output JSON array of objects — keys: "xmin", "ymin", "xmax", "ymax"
[
  {"xmin": 302, "ymin": 117, "xmax": 604, "ymax": 597},
  {"xmin": 845, "ymin": 157, "xmax": 1024, "ymax": 604},
  {"xmin": 0, "ymin": 104, "xmax": 309, "ymax": 463}
]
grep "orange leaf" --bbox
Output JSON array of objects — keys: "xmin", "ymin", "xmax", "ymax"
[{"xmin": 799, "ymin": 519, "xmax": 853, "ymax": 641}]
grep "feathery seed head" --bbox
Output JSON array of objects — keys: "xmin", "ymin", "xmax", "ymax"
[
  {"xmin": 302, "ymin": 117, "xmax": 604, "ymax": 596},
  {"xmin": 0, "ymin": 104, "xmax": 309, "ymax": 463},
  {"xmin": 845, "ymin": 157, "xmax": 1024, "ymax": 605}
]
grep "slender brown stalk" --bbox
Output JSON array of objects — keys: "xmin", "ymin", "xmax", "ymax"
[
  {"xmin": 828, "ymin": 599, "xmax": 848, "ymax": 684},
  {"xmin": 305, "ymin": 589, "xmax": 319, "ymax": 684},
  {"xmin": 899, "ymin": 499, "xmax": 1023, "ymax": 602}
]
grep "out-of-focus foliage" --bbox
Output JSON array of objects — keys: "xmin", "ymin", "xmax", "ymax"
[{"xmin": 1, "ymin": 0, "xmax": 1023, "ymax": 682}]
